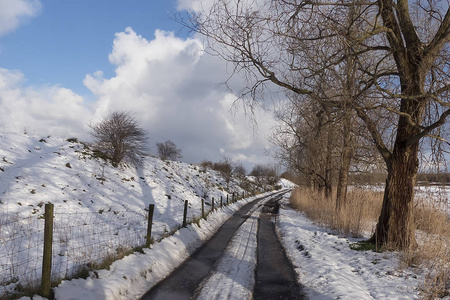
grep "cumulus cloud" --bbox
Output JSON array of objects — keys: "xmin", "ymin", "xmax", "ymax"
[
  {"xmin": 0, "ymin": 26, "xmax": 274, "ymax": 168},
  {"xmin": 85, "ymin": 27, "xmax": 274, "ymax": 166},
  {"xmin": 0, "ymin": 0, "xmax": 41, "ymax": 38},
  {"xmin": 176, "ymin": 0, "xmax": 215, "ymax": 12},
  {"xmin": 0, "ymin": 68, "xmax": 93, "ymax": 137}
]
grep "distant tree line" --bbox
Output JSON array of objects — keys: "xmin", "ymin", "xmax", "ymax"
[{"xmin": 199, "ymin": 157, "xmax": 280, "ymax": 190}]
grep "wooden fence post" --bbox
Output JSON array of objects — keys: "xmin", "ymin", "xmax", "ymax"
[
  {"xmin": 183, "ymin": 200, "xmax": 188, "ymax": 227},
  {"xmin": 146, "ymin": 204, "xmax": 155, "ymax": 247},
  {"xmin": 212, "ymin": 197, "xmax": 215, "ymax": 211},
  {"xmin": 220, "ymin": 196, "xmax": 223, "ymax": 207},
  {"xmin": 242, "ymin": 191, "xmax": 245, "ymax": 199},
  {"xmin": 41, "ymin": 203, "xmax": 54, "ymax": 299},
  {"xmin": 202, "ymin": 199, "xmax": 205, "ymax": 219},
  {"xmin": 226, "ymin": 194, "xmax": 229, "ymax": 205}
]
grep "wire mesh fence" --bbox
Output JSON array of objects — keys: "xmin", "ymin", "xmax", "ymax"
[
  {"xmin": 0, "ymin": 213, "xmax": 45, "ymax": 295},
  {"xmin": 51, "ymin": 209, "xmax": 148, "ymax": 282},
  {"xmin": 0, "ymin": 207, "xmax": 150, "ymax": 297},
  {"xmin": 0, "ymin": 198, "xmax": 222, "ymax": 298}
]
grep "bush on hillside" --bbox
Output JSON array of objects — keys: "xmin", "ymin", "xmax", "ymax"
[{"xmin": 89, "ymin": 111, "xmax": 148, "ymax": 167}]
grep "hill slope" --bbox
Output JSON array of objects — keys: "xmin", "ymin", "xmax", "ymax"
[{"xmin": 0, "ymin": 132, "xmax": 261, "ymax": 297}]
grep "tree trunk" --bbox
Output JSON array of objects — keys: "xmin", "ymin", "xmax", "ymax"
[
  {"xmin": 370, "ymin": 85, "xmax": 425, "ymax": 250},
  {"xmin": 370, "ymin": 142, "xmax": 419, "ymax": 250},
  {"xmin": 324, "ymin": 123, "xmax": 334, "ymax": 199},
  {"xmin": 336, "ymin": 113, "xmax": 353, "ymax": 212}
]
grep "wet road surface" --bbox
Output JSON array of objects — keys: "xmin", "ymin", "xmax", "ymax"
[{"xmin": 140, "ymin": 191, "xmax": 304, "ymax": 300}]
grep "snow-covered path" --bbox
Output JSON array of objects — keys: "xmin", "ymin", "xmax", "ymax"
[
  {"xmin": 194, "ymin": 209, "xmax": 259, "ymax": 300},
  {"xmin": 140, "ymin": 190, "xmax": 302, "ymax": 300}
]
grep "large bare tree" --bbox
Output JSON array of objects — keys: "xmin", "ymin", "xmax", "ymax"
[
  {"xmin": 270, "ymin": 95, "xmax": 340, "ymax": 197},
  {"xmin": 183, "ymin": 0, "xmax": 450, "ymax": 250}
]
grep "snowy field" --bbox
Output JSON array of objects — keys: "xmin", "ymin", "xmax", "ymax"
[
  {"xmin": 0, "ymin": 132, "xmax": 255, "ymax": 298},
  {"xmin": 415, "ymin": 185, "xmax": 450, "ymax": 213},
  {"xmin": 277, "ymin": 195, "xmax": 426, "ymax": 300},
  {"xmin": 352, "ymin": 183, "xmax": 450, "ymax": 212},
  {"xmin": 1, "ymin": 131, "xmax": 449, "ymax": 299}
]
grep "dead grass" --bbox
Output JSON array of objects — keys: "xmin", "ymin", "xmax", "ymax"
[
  {"xmin": 415, "ymin": 237, "xmax": 450, "ymax": 299},
  {"xmin": 290, "ymin": 187, "xmax": 450, "ymax": 298},
  {"xmin": 415, "ymin": 203, "xmax": 450, "ymax": 236},
  {"xmin": 412, "ymin": 203, "xmax": 450, "ymax": 299},
  {"xmin": 290, "ymin": 188, "xmax": 382, "ymax": 237}
]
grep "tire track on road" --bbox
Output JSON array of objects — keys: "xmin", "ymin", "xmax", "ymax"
[
  {"xmin": 140, "ymin": 190, "xmax": 301, "ymax": 300},
  {"xmin": 194, "ymin": 209, "xmax": 260, "ymax": 300},
  {"xmin": 254, "ymin": 195, "xmax": 305, "ymax": 300},
  {"xmin": 140, "ymin": 192, "xmax": 278, "ymax": 300}
]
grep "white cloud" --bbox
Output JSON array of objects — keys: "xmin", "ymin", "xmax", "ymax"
[
  {"xmin": 0, "ymin": 68, "xmax": 93, "ymax": 137},
  {"xmin": 84, "ymin": 28, "xmax": 204, "ymax": 121},
  {"xmin": 85, "ymin": 27, "xmax": 273, "ymax": 166},
  {"xmin": 0, "ymin": 26, "xmax": 274, "ymax": 168},
  {"xmin": 176, "ymin": 0, "xmax": 215, "ymax": 12},
  {"xmin": 0, "ymin": 0, "xmax": 41, "ymax": 38}
]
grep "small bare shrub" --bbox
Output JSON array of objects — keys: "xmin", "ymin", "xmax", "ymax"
[
  {"xmin": 156, "ymin": 140, "xmax": 182, "ymax": 161},
  {"xmin": 213, "ymin": 156, "xmax": 234, "ymax": 189}
]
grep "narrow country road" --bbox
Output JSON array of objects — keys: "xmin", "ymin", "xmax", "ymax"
[{"xmin": 140, "ymin": 191, "xmax": 305, "ymax": 300}]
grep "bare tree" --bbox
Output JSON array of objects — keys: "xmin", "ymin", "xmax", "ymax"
[
  {"xmin": 183, "ymin": 0, "xmax": 450, "ymax": 250},
  {"xmin": 250, "ymin": 164, "xmax": 280, "ymax": 186},
  {"xmin": 213, "ymin": 156, "xmax": 234, "ymax": 189},
  {"xmin": 270, "ymin": 95, "xmax": 341, "ymax": 197},
  {"xmin": 156, "ymin": 140, "xmax": 182, "ymax": 161},
  {"xmin": 89, "ymin": 111, "xmax": 148, "ymax": 166},
  {"xmin": 233, "ymin": 163, "xmax": 247, "ymax": 178}
]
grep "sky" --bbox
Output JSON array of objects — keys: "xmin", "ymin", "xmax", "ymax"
[{"xmin": 0, "ymin": 0, "xmax": 277, "ymax": 171}]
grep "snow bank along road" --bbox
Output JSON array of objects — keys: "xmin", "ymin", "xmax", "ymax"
[{"xmin": 140, "ymin": 190, "xmax": 304, "ymax": 300}]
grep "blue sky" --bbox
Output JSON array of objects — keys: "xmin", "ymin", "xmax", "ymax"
[
  {"xmin": 0, "ymin": 0, "xmax": 183, "ymax": 95},
  {"xmin": 0, "ymin": 0, "xmax": 275, "ymax": 170}
]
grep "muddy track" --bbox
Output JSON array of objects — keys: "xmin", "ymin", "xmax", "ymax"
[{"xmin": 140, "ymin": 190, "xmax": 303, "ymax": 300}]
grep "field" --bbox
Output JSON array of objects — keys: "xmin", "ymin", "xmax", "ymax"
[{"xmin": 289, "ymin": 186, "xmax": 450, "ymax": 299}]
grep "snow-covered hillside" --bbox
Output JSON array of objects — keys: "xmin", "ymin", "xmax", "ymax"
[
  {"xmin": 0, "ymin": 132, "xmax": 260, "ymax": 298},
  {"xmin": 0, "ymin": 132, "xmax": 248, "ymax": 218},
  {"xmin": 1, "ymin": 132, "xmax": 443, "ymax": 300}
]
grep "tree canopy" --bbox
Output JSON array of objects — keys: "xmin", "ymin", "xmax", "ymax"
[{"xmin": 183, "ymin": 0, "xmax": 450, "ymax": 250}]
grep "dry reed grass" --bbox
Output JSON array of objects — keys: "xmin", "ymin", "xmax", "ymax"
[
  {"xmin": 290, "ymin": 187, "xmax": 450, "ymax": 298},
  {"xmin": 289, "ymin": 188, "xmax": 382, "ymax": 237},
  {"xmin": 412, "ymin": 202, "xmax": 450, "ymax": 299}
]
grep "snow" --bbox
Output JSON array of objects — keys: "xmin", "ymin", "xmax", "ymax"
[
  {"xmin": 415, "ymin": 185, "xmax": 450, "ymax": 213},
  {"xmin": 0, "ymin": 132, "xmax": 254, "ymax": 299},
  {"xmin": 53, "ymin": 199, "xmax": 261, "ymax": 300},
  {"xmin": 1, "ymin": 131, "xmax": 447, "ymax": 300},
  {"xmin": 277, "ymin": 194, "xmax": 425, "ymax": 300},
  {"xmin": 279, "ymin": 178, "xmax": 297, "ymax": 189},
  {"xmin": 195, "ymin": 201, "xmax": 263, "ymax": 300}
]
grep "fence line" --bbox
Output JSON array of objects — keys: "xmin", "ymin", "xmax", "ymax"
[
  {"xmin": 0, "ymin": 213, "xmax": 45, "ymax": 295},
  {"xmin": 0, "ymin": 191, "xmax": 249, "ymax": 299},
  {"xmin": 50, "ymin": 209, "xmax": 147, "ymax": 283}
]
